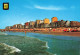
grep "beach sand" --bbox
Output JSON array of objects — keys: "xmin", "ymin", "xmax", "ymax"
[
  {"xmin": 1, "ymin": 28, "xmax": 80, "ymax": 37},
  {"xmin": 28, "ymin": 31, "xmax": 80, "ymax": 37}
]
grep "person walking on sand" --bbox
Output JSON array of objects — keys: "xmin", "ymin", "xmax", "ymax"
[
  {"xmin": 24, "ymin": 30, "xmax": 26, "ymax": 37},
  {"xmin": 69, "ymin": 28, "xmax": 71, "ymax": 32},
  {"xmin": 49, "ymin": 28, "xmax": 52, "ymax": 33}
]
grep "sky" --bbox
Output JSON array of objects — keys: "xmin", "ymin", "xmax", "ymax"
[{"xmin": 0, "ymin": 0, "xmax": 80, "ymax": 29}]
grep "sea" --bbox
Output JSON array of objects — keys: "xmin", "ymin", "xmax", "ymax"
[{"xmin": 0, "ymin": 31, "xmax": 80, "ymax": 55}]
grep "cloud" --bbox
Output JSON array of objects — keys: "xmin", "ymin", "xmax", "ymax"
[
  {"xmin": 34, "ymin": 5, "xmax": 66, "ymax": 11},
  {"xmin": 24, "ymin": 5, "xmax": 67, "ymax": 11}
]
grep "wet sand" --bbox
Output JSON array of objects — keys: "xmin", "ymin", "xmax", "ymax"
[
  {"xmin": 0, "ymin": 29, "xmax": 80, "ymax": 37},
  {"xmin": 29, "ymin": 31, "xmax": 80, "ymax": 37}
]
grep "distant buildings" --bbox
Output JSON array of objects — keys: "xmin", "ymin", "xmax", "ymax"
[
  {"xmin": 60, "ymin": 20, "xmax": 66, "ymax": 27},
  {"xmin": 25, "ymin": 22, "xmax": 30, "ymax": 29},
  {"xmin": 44, "ymin": 18, "xmax": 50, "ymax": 24},
  {"xmin": 13, "ymin": 25, "xmax": 17, "ymax": 29},
  {"xmin": 70, "ymin": 21, "xmax": 80, "ymax": 27},
  {"xmin": 38, "ymin": 20, "xmax": 44, "ymax": 28},
  {"xmin": 5, "ymin": 26, "xmax": 13, "ymax": 29},
  {"xmin": 39, "ymin": 20, "xmax": 44, "ymax": 24},
  {"xmin": 5, "ymin": 17, "xmax": 80, "ymax": 29},
  {"xmin": 12, "ymin": 24, "xmax": 24, "ymax": 29},
  {"xmin": 29, "ymin": 21, "xmax": 35, "ymax": 28},
  {"xmin": 51, "ymin": 17, "xmax": 58, "ymax": 23},
  {"xmin": 43, "ymin": 18, "xmax": 50, "ymax": 28},
  {"xmin": 65, "ymin": 21, "xmax": 70, "ymax": 27},
  {"xmin": 35, "ymin": 20, "xmax": 41, "ymax": 28}
]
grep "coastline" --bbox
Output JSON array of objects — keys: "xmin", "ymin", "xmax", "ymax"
[
  {"xmin": 0, "ymin": 28, "xmax": 80, "ymax": 37},
  {"xmin": 27, "ymin": 31, "xmax": 80, "ymax": 37}
]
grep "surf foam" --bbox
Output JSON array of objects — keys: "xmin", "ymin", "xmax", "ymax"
[{"xmin": 0, "ymin": 43, "xmax": 21, "ymax": 54}]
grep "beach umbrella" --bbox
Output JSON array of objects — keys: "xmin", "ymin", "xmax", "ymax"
[
  {"xmin": 53, "ymin": 29, "xmax": 55, "ymax": 31},
  {"xmin": 63, "ymin": 29, "xmax": 67, "ymax": 32}
]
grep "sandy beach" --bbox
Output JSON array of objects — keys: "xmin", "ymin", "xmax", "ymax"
[
  {"xmin": 28, "ymin": 31, "xmax": 80, "ymax": 37},
  {"xmin": 1, "ymin": 28, "xmax": 80, "ymax": 37}
]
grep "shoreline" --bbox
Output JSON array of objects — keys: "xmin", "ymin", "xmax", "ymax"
[
  {"xmin": 27, "ymin": 31, "xmax": 80, "ymax": 37},
  {"xmin": 0, "ymin": 28, "xmax": 80, "ymax": 37}
]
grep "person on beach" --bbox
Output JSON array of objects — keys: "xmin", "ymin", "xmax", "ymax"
[
  {"xmin": 69, "ymin": 28, "xmax": 70, "ymax": 32},
  {"xmin": 24, "ymin": 30, "xmax": 26, "ymax": 36}
]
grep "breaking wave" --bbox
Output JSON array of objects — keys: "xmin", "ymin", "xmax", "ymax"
[
  {"xmin": 0, "ymin": 35, "xmax": 54, "ymax": 55},
  {"xmin": 42, "ymin": 42, "xmax": 49, "ymax": 48},
  {"xmin": 0, "ymin": 32, "xmax": 8, "ymax": 35},
  {"xmin": 0, "ymin": 43, "xmax": 21, "ymax": 55}
]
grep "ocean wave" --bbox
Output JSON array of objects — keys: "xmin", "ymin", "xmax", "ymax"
[
  {"xmin": 0, "ymin": 32, "xmax": 8, "ymax": 35},
  {"xmin": 0, "ymin": 35, "xmax": 54, "ymax": 55},
  {"xmin": 0, "ymin": 43, "xmax": 21, "ymax": 54},
  {"xmin": 42, "ymin": 42, "xmax": 49, "ymax": 48},
  {"xmin": 54, "ymin": 54, "xmax": 57, "ymax": 55}
]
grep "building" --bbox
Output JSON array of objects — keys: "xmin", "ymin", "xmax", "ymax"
[
  {"xmin": 44, "ymin": 18, "xmax": 50, "ymax": 24},
  {"xmin": 36, "ymin": 20, "xmax": 41, "ymax": 24},
  {"xmin": 44, "ymin": 24, "xmax": 50, "ymax": 28},
  {"xmin": 55, "ymin": 21, "xmax": 60, "ymax": 27},
  {"xmin": 70, "ymin": 21, "xmax": 80, "ymax": 27},
  {"xmin": 39, "ymin": 20, "xmax": 44, "ymax": 24},
  {"xmin": 77, "ymin": 22, "xmax": 80, "ymax": 27},
  {"xmin": 25, "ymin": 22, "xmax": 30, "ymax": 29},
  {"xmin": 35, "ymin": 19, "xmax": 50, "ymax": 28},
  {"xmin": 13, "ymin": 24, "xmax": 24, "ymax": 29},
  {"xmin": 17, "ymin": 24, "xmax": 24, "ymax": 29},
  {"xmin": 51, "ymin": 20, "xmax": 66, "ymax": 28},
  {"xmin": 50, "ymin": 22, "xmax": 56, "ymax": 28},
  {"xmin": 5, "ymin": 26, "xmax": 13, "ymax": 29},
  {"xmin": 38, "ymin": 20, "xmax": 44, "ymax": 28},
  {"xmin": 65, "ymin": 21, "xmax": 70, "ymax": 27},
  {"xmin": 43, "ymin": 18, "xmax": 50, "ymax": 28},
  {"xmin": 38, "ymin": 23, "xmax": 44, "ymax": 28},
  {"xmin": 60, "ymin": 20, "xmax": 66, "ymax": 27},
  {"xmin": 51, "ymin": 17, "xmax": 58, "ymax": 23},
  {"xmin": 13, "ymin": 25, "xmax": 17, "ymax": 29},
  {"xmin": 29, "ymin": 21, "xmax": 35, "ymax": 28},
  {"xmin": 50, "ymin": 21, "xmax": 60, "ymax": 28},
  {"xmin": 35, "ymin": 20, "xmax": 41, "ymax": 28}
]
